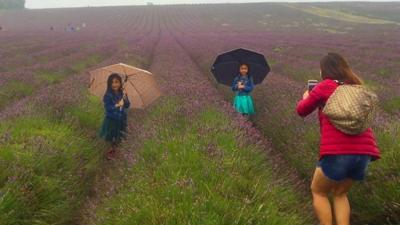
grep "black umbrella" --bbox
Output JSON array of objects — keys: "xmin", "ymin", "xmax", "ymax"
[{"xmin": 211, "ymin": 48, "xmax": 270, "ymax": 86}]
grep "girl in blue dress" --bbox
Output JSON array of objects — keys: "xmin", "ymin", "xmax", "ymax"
[
  {"xmin": 100, "ymin": 73, "xmax": 131, "ymax": 159},
  {"xmin": 232, "ymin": 63, "xmax": 255, "ymax": 116}
]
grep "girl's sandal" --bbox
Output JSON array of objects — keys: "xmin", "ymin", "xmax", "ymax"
[{"xmin": 106, "ymin": 147, "xmax": 116, "ymax": 160}]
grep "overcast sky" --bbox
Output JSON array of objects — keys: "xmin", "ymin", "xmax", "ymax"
[{"xmin": 25, "ymin": 0, "xmax": 399, "ymax": 9}]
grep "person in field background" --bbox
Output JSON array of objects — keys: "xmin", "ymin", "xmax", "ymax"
[
  {"xmin": 296, "ymin": 53, "xmax": 380, "ymax": 225},
  {"xmin": 100, "ymin": 73, "xmax": 131, "ymax": 160},
  {"xmin": 232, "ymin": 63, "xmax": 255, "ymax": 116}
]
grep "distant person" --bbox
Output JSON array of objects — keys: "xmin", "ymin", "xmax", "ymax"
[
  {"xmin": 50, "ymin": 26, "xmax": 54, "ymax": 31},
  {"xmin": 66, "ymin": 23, "xmax": 75, "ymax": 32},
  {"xmin": 0, "ymin": 26, "xmax": 3, "ymax": 31},
  {"xmin": 296, "ymin": 53, "xmax": 380, "ymax": 225},
  {"xmin": 100, "ymin": 73, "xmax": 131, "ymax": 160},
  {"xmin": 232, "ymin": 63, "xmax": 255, "ymax": 116}
]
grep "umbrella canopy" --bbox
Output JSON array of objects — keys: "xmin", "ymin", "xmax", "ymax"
[
  {"xmin": 211, "ymin": 48, "xmax": 270, "ymax": 86},
  {"xmin": 89, "ymin": 63, "xmax": 162, "ymax": 109}
]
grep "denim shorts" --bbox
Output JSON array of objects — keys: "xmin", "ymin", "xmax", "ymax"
[{"xmin": 317, "ymin": 155, "xmax": 371, "ymax": 182}]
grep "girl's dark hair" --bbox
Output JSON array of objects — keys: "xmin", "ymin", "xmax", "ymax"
[
  {"xmin": 106, "ymin": 73, "xmax": 123, "ymax": 93},
  {"xmin": 239, "ymin": 63, "xmax": 250, "ymax": 69},
  {"xmin": 320, "ymin": 52, "xmax": 363, "ymax": 85}
]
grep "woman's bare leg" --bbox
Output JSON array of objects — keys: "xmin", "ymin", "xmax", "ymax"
[
  {"xmin": 332, "ymin": 179, "xmax": 353, "ymax": 225},
  {"xmin": 311, "ymin": 167, "xmax": 337, "ymax": 225}
]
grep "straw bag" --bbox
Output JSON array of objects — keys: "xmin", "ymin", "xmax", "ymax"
[{"xmin": 323, "ymin": 85, "xmax": 378, "ymax": 135}]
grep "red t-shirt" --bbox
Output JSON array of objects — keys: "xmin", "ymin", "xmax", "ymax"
[{"xmin": 296, "ymin": 79, "xmax": 380, "ymax": 160}]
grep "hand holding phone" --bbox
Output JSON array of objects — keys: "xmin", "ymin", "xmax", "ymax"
[{"xmin": 307, "ymin": 80, "xmax": 319, "ymax": 92}]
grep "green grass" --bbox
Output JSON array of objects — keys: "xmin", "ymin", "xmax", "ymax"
[
  {"xmin": 125, "ymin": 55, "xmax": 151, "ymax": 69},
  {"xmin": 363, "ymin": 79, "xmax": 381, "ymax": 92},
  {"xmin": 1, "ymin": 53, "xmax": 106, "ymax": 112},
  {"xmin": 70, "ymin": 54, "xmax": 105, "ymax": 73},
  {"xmin": 0, "ymin": 93, "xmax": 106, "ymax": 225},
  {"xmin": 94, "ymin": 97, "xmax": 312, "ymax": 225},
  {"xmin": 35, "ymin": 70, "xmax": 69, "ymax": 85},
  {"xmin": 289, "ymin": 5, "xmax": 399, "ymax": 25},
  {"xmin": 0, "ymin": 80, "xmax": 35, "ymax": 109},
  {"xmin": 36, "ymin": 54, "xmax": 106, "ymax": 84},
  {"xmin": 376, "ymin": 68, "xmax": 393, "ymax": 77},
  {"xmin": 268, "ymin": 57, "xmax": 278, "ymax": 66},
  {"xmin": 282, "ymin": 65, "xmax": 318, "ymax": 82},
  {"xmin": 383, "ymin": 97, "xmax": 400, "ymax": 114},
  {"xmin": 65, "ymin": 94, "xmax": 104, "ymax": 130}
]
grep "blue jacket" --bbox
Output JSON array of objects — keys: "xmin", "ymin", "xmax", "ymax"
[
  {"xmin": 232, "ymin": 75, "xmax": 254, "ymax": 95},
  {"xmin": 103, "ymin": 91, "xmax": 131, "ymax": 120}
]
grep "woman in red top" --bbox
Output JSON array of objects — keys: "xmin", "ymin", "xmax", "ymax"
[{"xmin": 296, "ymin": 53, "xmax": 380, "ymax": 225}]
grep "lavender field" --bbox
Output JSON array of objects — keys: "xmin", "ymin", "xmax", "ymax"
[{"xmin": 0, "ymin": 3, "xmax": 399, "ymax": 225}]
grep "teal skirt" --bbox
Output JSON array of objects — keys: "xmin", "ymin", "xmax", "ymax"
[
  {"xmin": 99, "ymin": 117, "xmax": 127, "ymax": 143},
  {"xmin": 233, "ymin": 95, "xmax": 255, "ymax": 115}
]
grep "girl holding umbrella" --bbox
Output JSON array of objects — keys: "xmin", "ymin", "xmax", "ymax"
[
  {"xmin": 89, "ymin": 63, "xmax": 162, "ymax": 160},
  {"xmin": 232, "ymin": 63, "xmax": 255, "ymax": 116},
  {"xmin": 100, "ymin": 73, "xmax": 130, "ymax": 160},
  {"xmin": 211, "ymin": 48, "xmax": 270, "ymax": 117}
]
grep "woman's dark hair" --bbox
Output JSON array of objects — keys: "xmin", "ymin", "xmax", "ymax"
[
  {"xmin": 106, "ymin": 73, "xmax": 123, "ymax": 93},
  {"xmin": 320, "ymin": 52, "xmax": 363, "ymax": 85}
]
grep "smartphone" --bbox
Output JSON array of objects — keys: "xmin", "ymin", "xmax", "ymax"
[{"xmin": 307, "ymin": 80, "xmax": 319, "ymax": 92}]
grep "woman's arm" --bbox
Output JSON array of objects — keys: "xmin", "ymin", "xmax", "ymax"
[{"xmin": 296, "ymin": 85, "xmax": 324, "ymax": 117}]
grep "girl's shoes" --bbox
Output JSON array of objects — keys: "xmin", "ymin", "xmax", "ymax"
[{"xmin": 106, "ymin": 146, "xmax": 116, "ymax": 160}]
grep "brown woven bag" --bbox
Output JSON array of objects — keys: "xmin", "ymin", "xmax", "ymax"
[{"xmin": 323, "ymin": 85, "xmax": 379, "ymax": 135}]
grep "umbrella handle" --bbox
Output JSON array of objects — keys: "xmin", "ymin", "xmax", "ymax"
[{"xmin": 119, "ymin": 88, "xmax": 128, "ymax": 112}]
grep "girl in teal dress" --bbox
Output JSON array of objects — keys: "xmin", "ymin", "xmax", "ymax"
[
  {"xmin": 232, "ymin": 63, "xmax": 255, "ymax": 115},
  {"xmin": 100, "ymin": 73, "xmax": 131, "ymax": 159}
]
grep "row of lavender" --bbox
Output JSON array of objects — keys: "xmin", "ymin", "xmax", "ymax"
[
  {"xmin": 163, "ymin": 5, "xmax": 400, "ymax": 224},
  {"xmin": 0, "ymin": 5, "xmax": 159, "ymax": 111},
  {"xmin": 0, "ymin": 8, "xmax": 162, "ymax": 224},
  {"xmin": 85, "ymin": 18, "xmax": 315, "ymax": 223}
]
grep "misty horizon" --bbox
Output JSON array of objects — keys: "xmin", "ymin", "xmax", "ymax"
[{"xmin": 25, "ymin": 0, "xmax": 400, "ymax": 9}]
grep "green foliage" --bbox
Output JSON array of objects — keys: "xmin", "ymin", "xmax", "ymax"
[{"xmin": 0, "ymin": 80, "xmax": 35, "ymax": 109}]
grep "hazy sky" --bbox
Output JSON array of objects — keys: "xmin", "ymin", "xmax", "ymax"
[{"xmin": 25, "ymin": 0, "xmax": 400, "ymax": 9}]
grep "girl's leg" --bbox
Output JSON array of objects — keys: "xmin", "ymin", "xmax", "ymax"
[
  {"xmin": 106, "ymin": 141, "xmax": 117, "ymax": 160},
  {"xmin": 311, "ymin": 167, "xmax": 337, "ymax": 225},
  {"xmin": 332, "ymin": 179, "xmax": 353, "ymax": 225}
]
